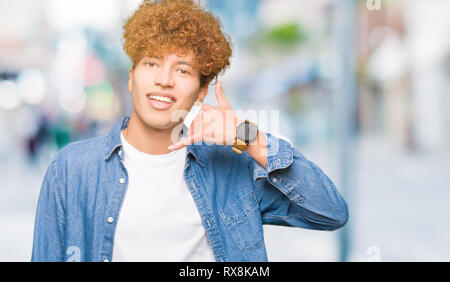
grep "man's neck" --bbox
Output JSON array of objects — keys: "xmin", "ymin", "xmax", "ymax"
[{"xmin": 123, "ymin": 110, "xmax": 182, "ymax": 155}]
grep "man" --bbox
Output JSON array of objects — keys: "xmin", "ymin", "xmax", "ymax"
[{"xmin": 32, "ymin": 0, "xmax": 348, "ymax": 262}]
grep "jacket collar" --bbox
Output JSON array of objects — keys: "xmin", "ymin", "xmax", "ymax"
[{"xmin": 104, "ymin": 115, "xmax": 204, "ymax": 167}]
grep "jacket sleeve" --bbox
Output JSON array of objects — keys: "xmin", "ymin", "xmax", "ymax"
[
  {"xmin": 244, "ymin": 131, "xmax": 349, "ymax": 231},
  {"xmin": 31, "ymin": 158, "xmax": 66, "ymax": 262}
]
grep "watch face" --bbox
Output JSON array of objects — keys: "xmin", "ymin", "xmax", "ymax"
[{"xmin": 237, "ymin": 121, "xmax": 258, "ymax": 143}]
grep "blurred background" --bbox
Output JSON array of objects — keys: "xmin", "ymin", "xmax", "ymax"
[{"xmin": 1, "ymin": 0, "xmax": 450, "ymax": 262}]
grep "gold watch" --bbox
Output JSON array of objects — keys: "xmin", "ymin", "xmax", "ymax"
[{"xmin": 232, "ymin": 120, "xmax": 258, "ymax": 154}]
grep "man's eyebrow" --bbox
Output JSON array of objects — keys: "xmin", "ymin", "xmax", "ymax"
[
  {"xmin": 145, "ymin": 56, "xmax": 195, "ymax": 68},
  {"xmin": 175, "ymin": 60, "xmax": 194, "ymax": 67}
]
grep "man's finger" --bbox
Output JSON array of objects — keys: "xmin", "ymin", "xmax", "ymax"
[
  {"xmin": 169, "ymin": 119, "xmax": 216, "ymax": 151},
  {"xmin": 168, "ymin": 130, "xmax": 203, "ymax": 151},
  {"xmin": 215, "ymin": 82, "xmax": 230, "ymax": 107}
]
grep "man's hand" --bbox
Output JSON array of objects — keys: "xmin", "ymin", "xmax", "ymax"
[{"xmin": 168, "ymin": 82, "xmax": 244, "ymax": 151}]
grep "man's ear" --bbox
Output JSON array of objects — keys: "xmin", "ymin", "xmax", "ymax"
[
  {"xmin": 128, "ymin": 68, "xmax": 133, "ymax": 93},
  {"xmin": 195, "ymin": 85, "xmax": 209, "ymax": 104}
]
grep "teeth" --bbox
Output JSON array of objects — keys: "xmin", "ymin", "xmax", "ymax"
[{"xmin": 149, "ymin": 96, "xmax": 174, "ymax": 103}]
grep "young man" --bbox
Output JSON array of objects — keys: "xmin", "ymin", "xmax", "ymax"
[{"xmin": 32, "ymin": 0, "xmax": 348, "ymax": 262}]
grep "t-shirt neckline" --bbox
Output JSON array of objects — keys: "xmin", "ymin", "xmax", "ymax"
[{"xmin": 120, "ymin": 130, "xmax": 186, "ymax": 162}]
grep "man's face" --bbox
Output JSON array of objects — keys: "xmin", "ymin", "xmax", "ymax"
[{"xmin": 128, "ymin": 51, "xmax": 207, "ymax": 130}]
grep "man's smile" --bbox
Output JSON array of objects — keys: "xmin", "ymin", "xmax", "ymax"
[{"xmin": 147, "ymin": 95, "xmax": 176, "ymax": 110}]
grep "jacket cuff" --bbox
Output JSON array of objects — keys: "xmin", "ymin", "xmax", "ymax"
[{"xmin": 252, "ymin": 131, "xmax": 294, "ymax": 182}]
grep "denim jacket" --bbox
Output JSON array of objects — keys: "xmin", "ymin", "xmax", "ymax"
[{"xmin": 31, "ymin": 115, "xmax": 348, "ymax": 262}]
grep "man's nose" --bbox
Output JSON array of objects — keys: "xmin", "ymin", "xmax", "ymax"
[{"xmin": 154, "ymin": 66, "xmax": 175, "ymax": 88}]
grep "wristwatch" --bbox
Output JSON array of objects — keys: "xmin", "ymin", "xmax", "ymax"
[{"xmin": 232, "ymin": 119, "xmax": 258, "ymax": 154}]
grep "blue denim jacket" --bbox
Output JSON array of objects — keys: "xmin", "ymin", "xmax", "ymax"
[{"xmin": 31, "ymin": 115, "xmax": 348, "ymax": 262}]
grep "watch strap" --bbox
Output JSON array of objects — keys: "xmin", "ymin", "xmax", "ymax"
[{"xmin": 232, "ymin": 138, "xmax": 248, "ymax": 154}]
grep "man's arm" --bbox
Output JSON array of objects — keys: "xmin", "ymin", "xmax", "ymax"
[
  {"xmin": 31, "ymin": 158, "xmax": 66, "ymax": 262},
  {"xmin": 244, "ymin": 131, "xmax": 348, "ymax": 231}
]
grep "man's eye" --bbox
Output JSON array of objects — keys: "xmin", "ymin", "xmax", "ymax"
[
  {"xmin": 145, "ymin": 62, "xmax": 157, "ymax": 67},
  {"xmin": 178, "ymin": 69, "xmax": 191, "ymax": 75}
]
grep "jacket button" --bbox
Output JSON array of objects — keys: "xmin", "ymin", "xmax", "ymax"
[
  {"xmin": 272, "ymin": 177, "xmax": 278, "ymax": 183},
  {"xmin": 107, "ymin": 217, "xmax": 114, "ymax": 223},
  {"xmin": 119, "ymin": 178, "xmax": 125, "ymax": 184}
]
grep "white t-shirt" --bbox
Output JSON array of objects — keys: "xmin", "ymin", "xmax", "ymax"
[{"xmin": 112, "ymin": 131, "xmax": 216, "ymax": 262}]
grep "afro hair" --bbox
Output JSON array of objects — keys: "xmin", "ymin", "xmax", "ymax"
[{"xmin": 122, "ymin": 0, "xmax": 233, "ymax": 87}]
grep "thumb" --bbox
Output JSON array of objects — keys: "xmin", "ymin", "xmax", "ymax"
[{"xmin": 215, "ymin": 81, "xmax": 230, "ymax": 107}]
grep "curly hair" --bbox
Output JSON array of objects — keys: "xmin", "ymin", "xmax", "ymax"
[{"xmin": 122, "ymin": 0, "xmax": 233, "ymax": 87}]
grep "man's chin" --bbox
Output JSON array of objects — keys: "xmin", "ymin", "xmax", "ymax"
[
  {"xmin": 141, "ymin": 116, "xmax": 180, "ymax": 131},
  {"xmin": 132, "ymin": 108, "xmax": 184, "ymax": 131}
]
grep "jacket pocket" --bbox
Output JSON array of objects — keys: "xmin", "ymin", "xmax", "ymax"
[{"xmin": 219, "ymin": 190, "xmax": 264, "ymax": 252}]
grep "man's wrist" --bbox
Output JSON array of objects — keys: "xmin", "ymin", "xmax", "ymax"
[{"xmin": 244, "ymin": 128, "xmax": 268, "ymax": 169}]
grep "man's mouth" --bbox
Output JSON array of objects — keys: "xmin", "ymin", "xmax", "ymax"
[
  {"xmin": 148, "ymin": 95, "xmax": 175, "ymax": 104},
  {"xmin": 146, "ymin": 93, "xmax": 176, "ymax": 110}
]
